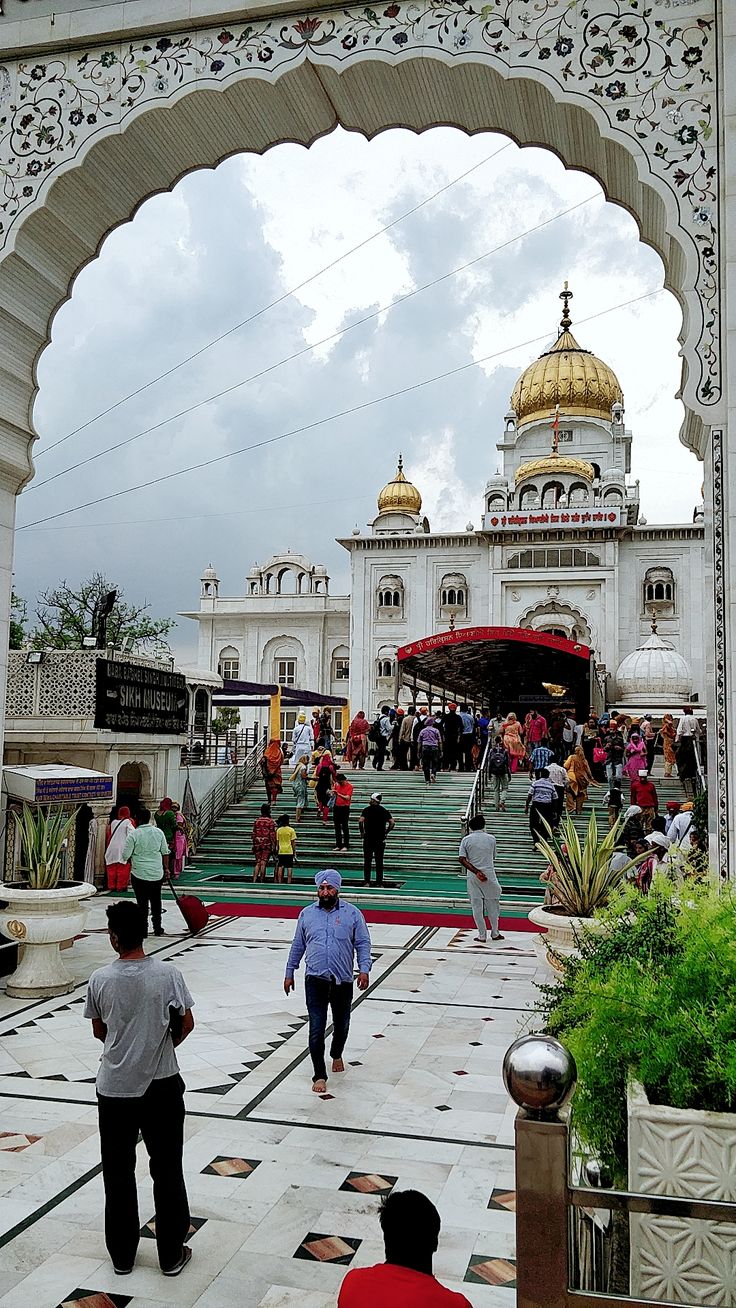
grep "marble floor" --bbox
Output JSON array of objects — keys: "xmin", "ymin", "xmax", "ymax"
[{"xmin": 0, "ymin": 903, "xmax": 542, "ymax": 1307}]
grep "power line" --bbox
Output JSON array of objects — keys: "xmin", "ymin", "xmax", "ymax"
[
  {"xmin": 17, "ymin": 287, "xmax": 664, "ymax": 533},
  {"xmin": 20, "ymin": 494, "xmax": 375, "ymax": 533},
  {"xmin": 36, "ymin": 143, "xmax": 512, "ymax": 461},
  {"xmin": 28, "ymin": 189, "xmax": 601, "ymax": 494}
]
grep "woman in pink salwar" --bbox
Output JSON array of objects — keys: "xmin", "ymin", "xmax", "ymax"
[{"xmin": 171, "ymin": 812, "xmax": 189, "ymax": 880}]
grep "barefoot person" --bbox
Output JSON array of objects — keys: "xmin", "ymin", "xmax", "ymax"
[
  {"xmin": 283, "ymin": 870, "xmax": 372, "ymax": 1094},
  {"xmin": 458, "ymin": 814, "xmax": 504, "ymax": 944}
]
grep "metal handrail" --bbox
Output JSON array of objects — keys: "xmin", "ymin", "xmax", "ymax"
[
  {"xmin": 192, "ymin": 735, "xmax": 266, "ymax": 849},
  {"xmin": 462, "ymin": 736, "xmax": 492, "ymax": 832}
]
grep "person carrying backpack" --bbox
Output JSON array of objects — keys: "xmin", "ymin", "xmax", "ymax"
[{"xmin": 486, "ymin": 736, "xmax": 511, "ymax": 811}]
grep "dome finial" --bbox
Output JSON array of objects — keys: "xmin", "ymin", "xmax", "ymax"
[
  {"xmin": 397, "ymin": 452, "xmax": 404, "ymax": 474},
  {"xmin": 559, "ymin": 280, "xmax": 573, "ymax": 333},
  {"xmin": 651, "ymin": 610, "xmax": 658, "ymax": 635}
]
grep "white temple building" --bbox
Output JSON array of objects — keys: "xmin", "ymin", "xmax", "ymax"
[{"xmin": 183, "ymin": 287, "xmax": 705, "ymax": 735}]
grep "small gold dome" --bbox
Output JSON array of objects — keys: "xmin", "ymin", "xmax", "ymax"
[
  {"xmin": 510, "ymin": 284, "xmax": 624, "ymax": 425},
  {"xmin": 377, "ymin": 456, "xmax": 422, "ymax": 514},
  {"xmin": 515, "ymin": 455, "xmax": 595, "ymax": 485}
]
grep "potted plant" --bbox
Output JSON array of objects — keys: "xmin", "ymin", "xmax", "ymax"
[
  {"xmin": 0, "ymin": 804, "xmax": 96, "ymax": 998},
  {"xmin": 536, "ymin": 879, "xmax": 736, "ymax": 1305},
  {"xmin": 527, "ymin": 811, "xmax": 641, "ymax": 972}
]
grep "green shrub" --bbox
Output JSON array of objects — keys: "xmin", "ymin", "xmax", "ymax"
[{"xmin": 536, "ymin": 879, "xmax": 736, "ymax": 1180}]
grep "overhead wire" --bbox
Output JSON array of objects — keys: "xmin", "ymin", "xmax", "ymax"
[
  {"xmin": 36, "ymin": 143, "xmax": 512, "ymax": 461},
  {"xmin": 17, "ymin": 287, "xmax": 664, "ymax": 533},
  {"xmin": 28, "ymin": 188, "xmax": 602, "ymax": 494},
  {"xmin": 20, "ymin": 494, "xmax": 375, "ymax": 533}
]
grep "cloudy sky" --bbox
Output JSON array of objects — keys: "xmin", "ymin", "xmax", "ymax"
[{"xmin": 15, "ymin": 126, "xmax": 701, "ymax": 661}]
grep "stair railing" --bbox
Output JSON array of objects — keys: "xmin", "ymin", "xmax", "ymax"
[
  {"xmin": 462, "ymin": 736, "xmax": 492, "ymax": 833},
  {"xmin": 190, "ymin": 734, "xmax": 266, "ymax": 852}
]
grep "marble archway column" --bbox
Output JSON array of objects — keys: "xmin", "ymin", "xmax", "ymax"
[{"xmin": 0, "ymin": 0, "xmax": 728, "ymax": 864}]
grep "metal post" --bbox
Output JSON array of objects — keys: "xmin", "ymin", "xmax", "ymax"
[{"xmin": 515, "ymin": 1111, "xmax": 570, "ymax": 1308}]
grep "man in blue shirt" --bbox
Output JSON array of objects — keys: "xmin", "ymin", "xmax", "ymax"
[
  {"xmin": 284, "ymin": 870, "xmax": 372, "ymax": 1093},
  {"xmin": 459, "ymin": 704, "xmax": 477, "ymax": 772}
]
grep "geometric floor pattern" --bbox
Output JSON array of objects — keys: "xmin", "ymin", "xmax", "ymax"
[{"xmin": 0, "ymin": 900, "xmax": 539, "ymax": 1305}]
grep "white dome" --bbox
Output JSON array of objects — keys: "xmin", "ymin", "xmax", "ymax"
[
  {"xmin": 615, "ymin": 628, "xmax": 692, "ymax": 706},
  {"xmin": 600, "ymin": 466, "xmax": 625, "ymax": 484},
  {"xmin": 201, "ymin": 563, "xmax": 218, "ymax": 580}
]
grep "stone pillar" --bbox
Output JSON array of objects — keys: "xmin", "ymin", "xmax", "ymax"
[{"xmin": 715, "ymin": 5, "xmax": 736, "ymax": 876}]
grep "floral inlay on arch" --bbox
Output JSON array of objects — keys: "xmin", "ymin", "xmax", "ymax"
[{"xmin": 0, "ymin": 1, "xmax": 718, "ymax": 404}]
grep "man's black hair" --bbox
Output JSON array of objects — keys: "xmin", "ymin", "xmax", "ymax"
[
  {"xmin": 469, "ymin": 813, "xmax": 486, "ymax": 830},
  {"xmin": 138, "ymin": 805, "xmax": 151, "ymax": 825},
  {"xmin": 380, "ymin": 1189, "xmax": 441, "ymax": 1262},
  {"xmin": 260, "ymin": 803, "xmax": 271, "ymax": 816},
  {"xmin": 277, "ymin": 813, "xmax": 291, "ymax": 826},
  {"xmin": 106, "ymin": 901, "xmax": 146, "ymax": 951},
  {"xmin": 540, "ymin": 768, "xmax": 550, "ymax": 778}
]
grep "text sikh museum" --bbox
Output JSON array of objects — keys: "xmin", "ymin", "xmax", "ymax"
[{"xmin": 185, "ymin": 293, "xmax": 706, "ymax": 728}]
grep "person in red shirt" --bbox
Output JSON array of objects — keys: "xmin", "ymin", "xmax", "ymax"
[
  {"xmin": 331, "ymin": 771, "xmax": 354, "ymax": 852},
  {"xmin": 338, "ymin": 1189, "xmax": 471, "ymax": 1308},
  {"xmin": 629, "ymin": 770, "xmax": 658, "ymax": 833}
]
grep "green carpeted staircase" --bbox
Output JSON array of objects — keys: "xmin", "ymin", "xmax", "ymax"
[{"xmin": 175, "ymin": 761, "xmax": 689, "ymax": 923}]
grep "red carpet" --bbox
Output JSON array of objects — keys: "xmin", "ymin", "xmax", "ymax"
[{"xmin": 206, "ymin": 901, "xmax": 538, "ymax": 931}]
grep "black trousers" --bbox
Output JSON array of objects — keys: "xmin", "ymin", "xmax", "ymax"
[
  {"xmin": 363, "ymin": 839, "xmax": 385, "ymax": 885},
  {"xmin": 131, "ymin": 875, "xmax": 163, "ymax": 935},
  {"xmin": 97, "ymin": 1073, "xmax": 190, "ymax": 1272},
  {"xmin": 333, "ymin": 806, "xmax": 350, "ymax": 849},
  {"xmin": 304, "ymin": 976, "xmax": 353, "ymax": 1082},
  {"xmin": 373, "ymin": 737, "xmax": 388, "ymax": 769}
]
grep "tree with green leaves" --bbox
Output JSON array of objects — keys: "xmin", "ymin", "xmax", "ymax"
[
  {"xmin": 9, "ymin": 590, "xmax": 27, "ymax": 650},
  {"xmin": 211, "ymin": 707, "xmax": 241, "ymax": 735},
  {"xmin": 29, "ymin": 572, "xmax": 174, "ymax": 654}
]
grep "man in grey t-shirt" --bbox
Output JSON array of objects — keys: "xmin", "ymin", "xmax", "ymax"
[
  {"xmin": 85, "ymin": 901, "xmax": 195, "ymax": 1278},
  {"xmin": 458, "ymin": 814, "xmax": 504, "ymax": 944}
]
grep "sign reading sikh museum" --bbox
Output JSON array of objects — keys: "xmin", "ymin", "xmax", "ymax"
[
  {"xmin": 484, "ymin": 508, "xmax": 622, "ymax": 531},
  {"xmin": 95, "ymin": 660, "xmax": 187, "ymax": 734}
]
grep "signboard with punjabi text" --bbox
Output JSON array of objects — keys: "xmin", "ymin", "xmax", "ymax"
[
  {"xmin": 483, "ymin": 508, "xmax": 622, "ymax": 531},
  {"xmin": 95, "ymin": 659, "xmax": 188, "ymax": 734}
]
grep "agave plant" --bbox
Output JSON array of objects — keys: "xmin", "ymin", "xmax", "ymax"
[
  {"xmin": 534, "ymin": 810, "xmax": 644, "ymax": 918},
  {"xmin": 12, "ymin": 804, "xmax": 78, "ymax": 889}
]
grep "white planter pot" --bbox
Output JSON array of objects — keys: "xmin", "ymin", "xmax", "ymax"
[
  {"xmin": 528, "ymin": 904, "xmax": 604, "ymax": 976},
  {"xmin": 628, "ymin": 1080, "xmax": 736, "ymax": 1305},
  {"xmin": 0, "ymin": 882, "xmax": 96, "ymax": 998}
]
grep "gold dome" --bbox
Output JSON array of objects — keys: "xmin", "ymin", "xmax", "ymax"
[
  {"xmin": 510, "ymin": 284, "xmax": 623, "ymax": 425},
  {"xmin": 377, "ymin": 456, "xmax": 422, "ymax": 514},
  {"xmin": 515, "ymin": 454, "xmax": 595, "ymax": 485}
]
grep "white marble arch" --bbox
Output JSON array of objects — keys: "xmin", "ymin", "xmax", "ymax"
[{"xmin": 0, "ymin": 0, "xmax": 731, "ymax": 865}]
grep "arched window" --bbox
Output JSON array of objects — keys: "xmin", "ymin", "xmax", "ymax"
[
  {"xmin": 277, "ymin": 568, "xmax": 297, "ymax": 595},
  {"xmin": 438, "ymin": 573, "xmax": 468, "ymax": 618},
  {"xmin": 519, "ymin": 485, "xmax": 539, "ymax": 509},
  {"xmin": 643, "ymin": 566, "xmax": 676, "ymax": 616},
  {"xmin": 487, "ymin": 494, "xmax": 506, "ymax": 512},
  {"xmin": 377, "ymin": 576, "xmax": 404, "ymax": 617},
  {"xmin": 604, "ymin": 487, "xmax": 623, "ymax": 503},
  {"xmin": 218, "ymin": 646, "xmax": 240, "ymax": 680},
  {"xmin": 541, "ymin": 481, "xmax": 563, "ymax": 509},
  {"xmin": 568, "ymin": 482, "xmax": 588, "ymax": 506}
]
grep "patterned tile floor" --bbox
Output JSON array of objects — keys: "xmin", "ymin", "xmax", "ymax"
[{"xmin": 0, "ymin": 902, "xmax": 541, "ymax": 1306}]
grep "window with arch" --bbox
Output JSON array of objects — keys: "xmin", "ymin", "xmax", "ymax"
[
  {"xmin": 643, "ymin": 566, "xmax": 676, "ymax": 614},
  {"xmin": 439, "ymin": 573, "xmax": 469, "ymax": 617},
  {"xmin": 604, "ymin": 486, "xmax": 624, "ymax": 503},
  {"xmin": 487, "ymin": 494, "xmax": 506, "ymax": 512},
  {"xmin": 377, "ymin": 575, "xmax": 404, "ymax": 617},
  {"xmin": 218, "ymin": 646, "xmax": 240, "ymax": 680},
  {"xmin": 377, "ymin": 658, "xmax": 394, "ymax": 680},
  {"xmin": 519, "ymin": 484, "xmax": 540, "ymax": 509},
  {"xmin": 541, "ymin": 481, "xmax": 564, "ymax": 509},
  {"xmin": 568, "ymin": 482, "xmax": 589, "ymax": 506}
]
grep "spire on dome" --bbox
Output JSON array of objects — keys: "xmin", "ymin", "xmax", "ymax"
[{"xmin": 559, "ymin": 280, "xmax": 573, "ymax": 333}]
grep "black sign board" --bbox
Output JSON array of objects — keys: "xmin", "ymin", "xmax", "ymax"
[{"xmin": 95, "ymin": 660, "xmax": 188, "ymax": 734}]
